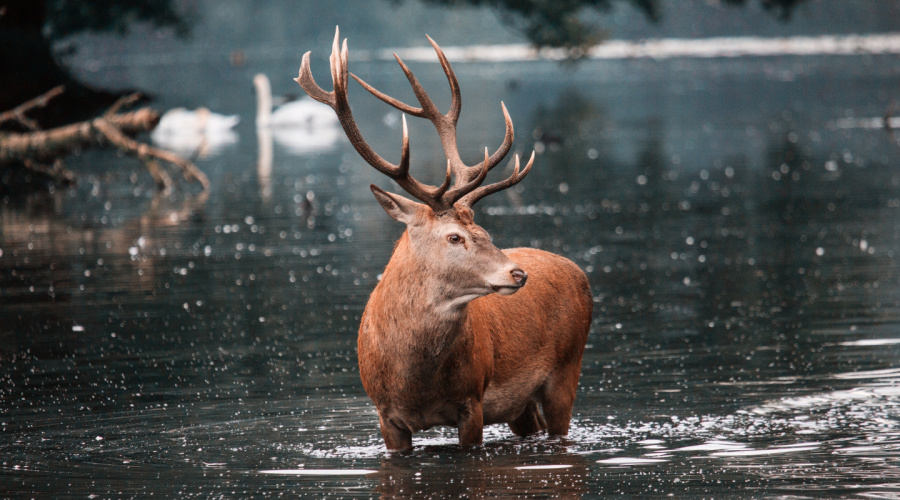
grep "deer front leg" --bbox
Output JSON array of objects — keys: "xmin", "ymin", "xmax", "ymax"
[
  {"xmin": 457, "ymin": 398, "xmax": 484, "ymax": 446},
  {"xmin": 379, "ymin": 414, "xmax": 412, "ymax": 452}
]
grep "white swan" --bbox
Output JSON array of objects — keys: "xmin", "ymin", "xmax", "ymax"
[
  {"xmin": 253, "ymin": 73, "xmax": 341, "ymax": 155},
  {"xmin": 253, "ymin": 73, "xmax": 339, "ymax": 128},
  {"xmin": 151, "ymin": 107, "xmax": 239, "ymax": 157}
]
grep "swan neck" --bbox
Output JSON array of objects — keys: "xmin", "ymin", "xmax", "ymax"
[{"xmin": 254, "ymin": 75, "xmax": 272, "ymax": 127}]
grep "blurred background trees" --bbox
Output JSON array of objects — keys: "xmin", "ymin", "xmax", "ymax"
[
  {"xmin": 414, "ymin": 0, "xmax": 808, "ymax": 49},
  {"xmin": 0, "ymin": 0, "xmax": 812, "ymax": 118},
  {"xmin": 0, "ymin": 0, "xmax": 193, "ymax": 119}
]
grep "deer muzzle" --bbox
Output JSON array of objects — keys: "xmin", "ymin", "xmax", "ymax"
[
  {"xmin": 493, "ymin": 267, "xmax": 527, "ymax": 295},
  {"xmin": 511, "ymin": 269, "xmax": 528, "ymax": 286}
]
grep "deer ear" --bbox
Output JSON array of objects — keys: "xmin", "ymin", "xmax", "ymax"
[{"xmin": 370, "ymin": 185, "xmax": 426, "ymax": 225}]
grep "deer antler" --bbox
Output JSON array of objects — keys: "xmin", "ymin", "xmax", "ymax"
[
  {"xmin": 458, "ymin": 151, "xmax": 535, "ymax": 208},
  {"xmin": 296, "ymin": 27, "xmax": 533, "ymax": 211}
]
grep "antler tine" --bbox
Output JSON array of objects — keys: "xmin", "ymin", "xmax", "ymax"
[
  {"xmin": 351, "ymin": 72, "xmax": 425, "ymax": 118},
  {"xmin": 425, "ymin": 35, "xmax": 461, "ymax": 123},
  {"xmin": 330, "ymin": 32, "xmax": 342, "ymax": 93},
  {"xmin": 435, "ymin": 159, "xmax": 453, "ymax": 200},
  {"xmin": 457, "ymin": 150, "xmax": 535, "ymax": 208},
  {"xmin": 456, "ymin": 102, "xmax": 515, "ymax": 187},
  {"xmin": 351, "ymin": 46, "xmax": 451, "ymax": 122},
  {"xmin": 398, "ymin": 113, "xmax": 411, "ymax": 176},
  {"xmin": 394, "ymin": 52, "xmax": 444, "ymax": 120},
  {"xmin": 487, "ymin": 102, "xmax": 515, "ymax": 170},
  {"xmin": 297, "ymin": 51, "xmax": 334, "ymax": 106}
]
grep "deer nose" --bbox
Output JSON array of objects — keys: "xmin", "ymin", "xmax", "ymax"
[{"xmin": 511, "ymin": 269, "xmax": 528, "ymax": 286}]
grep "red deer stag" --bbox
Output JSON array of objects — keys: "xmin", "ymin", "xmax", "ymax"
[{"xmin": 296, "ymin": 27, "xmax": 592, "ymax": 451}]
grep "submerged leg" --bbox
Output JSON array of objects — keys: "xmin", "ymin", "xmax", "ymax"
[
  {"xmin": 379, "ymin": 414, "xmax": 413, "ymax": 452},
  {"xmin": 540, "ymin": 365, "xmax": 582, "ymax": 436},
  {"xmin": 508, "ymin": 400, "xmax": 547, "ymax": 436},
  {"xmin": 457, "ymin": 399, "xmax": 484, "ymax": 446}
]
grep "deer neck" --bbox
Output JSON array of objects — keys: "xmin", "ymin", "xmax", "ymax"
[{"xmin": 368, "ymin": 232, "xmax": 471, "ymax": 354}]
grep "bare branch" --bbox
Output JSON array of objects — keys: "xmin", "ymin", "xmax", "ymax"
[
  {"xmin": 93, "ymin": 118, "xmax": 210, "ymax": 190},
  {"xmin": 0, "ymin": 108, "xmax": 160, "ymax": 162},
  {"xmin": 0, "ymin": 85, "xmax": 65, "ymax": 130},
  {"xmin": 0, "ymin": 80, "xmax": 205, "ymax": 193},
  {"xmin": 103, "ymin": 92, "xmax": 143, "ymax": 118}
]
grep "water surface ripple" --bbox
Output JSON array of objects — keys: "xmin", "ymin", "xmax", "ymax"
[{"xmin": 2, "ymin": 47, "xmax": 900, "ymax": 497}]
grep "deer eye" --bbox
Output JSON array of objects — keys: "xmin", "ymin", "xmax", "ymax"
[{"xmin": 447, "ymin": 234, "xmax": 464, "ymax": 245}]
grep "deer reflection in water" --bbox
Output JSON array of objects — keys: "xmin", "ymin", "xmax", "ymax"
[{"xmin": 374, "ymin": 444, "xmax": 590, "ymax": 498}]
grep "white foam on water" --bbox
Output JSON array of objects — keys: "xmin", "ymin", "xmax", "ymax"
[
  {"xmin": 307, "ymin": 443, "xmax": 387, "ymax": 459},
  {"xmin": 711, "ymin": 445, "xmax": 820, "ymax": 458},
  {"xmin": 672, "ymin": 440, "xmax": 749, "ymax": 452},
  {"xmin": 596, "ymin": 457, "xmax": 668, "ymax": 465},
  {"xmin": 832, "ymin": 446, "xmax": 884, "ymax": 455},
  {"xmin": 515, "ymin": 464, "xmax": 573, "ymax": 470},
  {"xmin": 259, "ymin": 468, "xmax": 377, "ymax": 476},
  {"xmin": 838, "ymin": 338, "xmax": 900, "ymax": 347},
  {"xmin": 834, "ymin": 367, "xmax": 900, "ymax": 379}
]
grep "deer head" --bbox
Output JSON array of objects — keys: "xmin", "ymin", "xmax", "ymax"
[{"xmin": 296, "ymin": 27, "xmax": 533, "ymax": 299}]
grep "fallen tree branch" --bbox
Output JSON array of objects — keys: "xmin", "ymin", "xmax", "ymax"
[
  {"xmin": 0, "ymin": 94, "xmax": 208, "ymax": 191},
  {"xmin": 93, "ymin": 117, "xmax": 209, "ymax": 190},
  {"xmin": 0, "ymin": 85, "xmax": 65, "ymax": 131},
  {"xmin": 103, "ymin": 92, "xmax": 143, "ymax": 119},
  {"xmin": 0, "ymin": 108, "xmax": 159, "ymax": 162}
]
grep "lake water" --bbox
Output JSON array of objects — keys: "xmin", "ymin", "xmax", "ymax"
[{"xmin": 3, "ymin": 31, "xmax": 900, "ymax": 497}]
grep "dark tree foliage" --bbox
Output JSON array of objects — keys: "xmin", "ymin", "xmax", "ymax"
[
  {"xmin": 0, "ymin": 0, "xmax": 192, "ymax": 117},
  {"xmin": 418, "ymin": 0, "xmax": 809, "ymax": 49},
  {"xmin": 43, "ymin": 0, "xmax": 193, "ymax": 39},
  {"xmin": 418, "ymin": 0, "xmax": 660, "ymax": 49},
  {"xmin": 723, "ymin": 0, "xmax": 810, "ymax": 20},
  {"xmin": 0, "ymin": 0, "xmax": 192, "ymax": 39}
]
